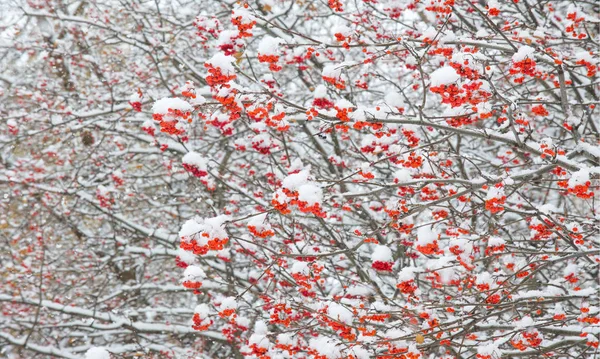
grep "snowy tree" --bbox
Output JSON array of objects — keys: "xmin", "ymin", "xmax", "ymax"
[{"xmin": 0, "ymin": 0, "xmax": 598, "ymax": 358}]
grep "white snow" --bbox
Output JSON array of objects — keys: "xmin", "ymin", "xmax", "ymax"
[
  {"xmin": 398, "ymin": 266, "xmax": 418, "ymax": 281},
  {"xmin": 346, "ymin": 285, "xmax": 373, "ymax": 296},
  {"xmin": 371, "ymin": 245, "xmax": 393, "ymax": 262},
  {"xmin": 420, "ymin": 27, "xmax": 438, "ymax": 40},
  {"xmin": 176, "ymin": 249, "xmax": 196, "ymax": 266},
  {"xmin": 96, "ymin": 185, "xmax": 109, "ymax": 196},
  {"xmin": 182, "ymin": 152, "xmax": 208, "ymax": 169},
  {"xmin": 248, "ymin": 212, "xmax": 269, "ymax": 228},
  {"xmin": 182, "ymin": 265, "xmax": 206, "ymax": 282},
  {"xmin": 298, "ymin": 184, "xmax": 323, "ymax": 205},
  {"xmin": 254, "ymin": 320, "xmax": 268, "ymax": 335},
  {"xmin": 232, "ymin": 5, "xmax": 256, "ymax": 23},
  {"xmin": 488, "ymin": 236, "xmax": 505, "ymax": 246},
  {"xmin": 430, "ymin": 66, "xmax": 460, "ymax": 86},
  {"xmin": 247, "ymin": 332, "xmax": 270, "ymax": 350},
  {"xmin": 551, "ymin": 303, "xmax": 564, "ymax": 315},
  {"xmin": 152, "ymin": 97, "xmax": 192, "ymax": 115},
  {"xmin": 514, "ymin": 316, "xmax": 535, "ymax": 329},
  {"xmin": 384, "ymin": 92, "xmax": 405, "ymax": 109},
  {"xmin": 282, "ymin": 170, "xmax": 310, "ymax": 191},
  {"xmin": 574, "ymin": 51, "xmax": 596, "ymax": 63},
  {"xmin": 203, "ymin": 215, "xmax": 231, "ymax": 239},
  {"xmin": 512, "ymin": 45, "xmax": 535, "ymax": 61},
  {"xmin": 579, "ymin": 142, "xmax": 600, "ymax": 158},
  {"xmin": 486, "ymin": 186, "xmax": 505, "ymax": 200},
  {"xmin": 538, "ymin": 203, "xmax": 561, "ymax": 215},
  {"xmin": 475, "ymin": 29, "xmax": 490, "ymax": 38},
  {"xmin": 393, "ymin": 168, "xmax": 412, "ymax": 183},
  {"xmin": 314, "ymin": 84, "xmax": 328, "ymax": 98},
  {"xmin": 141, "ymin": 120, "xmax": 155, "ymax": 130},
  {"xmin": 179, "ymin": 215, "xmax": 230, "ymax": 243},
  {"xmin": 194, "ymin": 303, "xmax": 211, "ymax": 318},
  {"xmin": 291, "ymin": 261, "xmax": 310, "ymax": 276},
  {"xmin": 487, "ymin": 0, "xmax": 500, "ymax": 9},
  {"xmin": 217, "ymin": 30, "xmax": 239, "ymax": 47},
  {"xmin": 220, "ymin": 296, "xmax": 238, "ymax": 310},
  {"xmin": 335, "ymin": 99, "xmax": 354, "ymax": 109},
  {"xmin": 246, "ymin": 321, "xmax": 271, "ymax": 351},
  {"xmin": 563, "ymin": 263, "xmax": 578, "ymax": 277},
  {"xmin": 309, "ymin": 337, "xmax": 343, "ymax": 358},
  {"xmin": 564, "ymin": 115, "xmax": 581, "ymax": 128},
  {"xmin": 478, "ymin": 342, "xmax": 501, "ymax": 356},
  {"xmin": 206, "ymin": 53, "xmax": 236, "ymax": 75},
  {"xmin": 476, "ymin": 272, "xmax": 494, "ymax": 286},
  {"xmin": 129, "ymin": 90, "xmax": 142, "ymax": 102},
  {"xmin": 426, "ymin": 256, "xmax": 458, "ymax": 284},
  {"xmin": 258, "ymin": 36, "xmax": 284, "ymax": 55},
  {"xmin": 328, "ymin": 302, "xmax": 353, "ymax": 324},
  {"xmin": 194, "ymin": 15, "xmax": 220, "ymax": 31},
  {"xmin": 332, "ymin": 25, "xmax": 352, "ymax": 37},
  {"xmin": 348, "ymin": 345, "xmax": 370, "ymax": 359},
  {"xmin": 85, "ymin": 347, "xmax": 111, "ymax": 359},
  {"xmin": 277, "ymin": 333, "xmax": 294, "ymax": 345},
  {"xmin": 416, "ymin": 226, "xmax": 438, "ymax": 246},
  {"xmin": 322, "ymin": 64, "xmax": 343, "ymax": 79},
  {"xmin": 449, "ymin": 236, "xmax": 473, "ymax": 254},
  {"xmin": 252, "ymin": 133, "xmax": 273, "ymax": 149},
  {"xmin": 180, "ymin": 217, "xmax": 204, "ymax": 238},
  {"xmin": 568, "ymin": 168, "xmax": 590, "ymax": 187}
]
